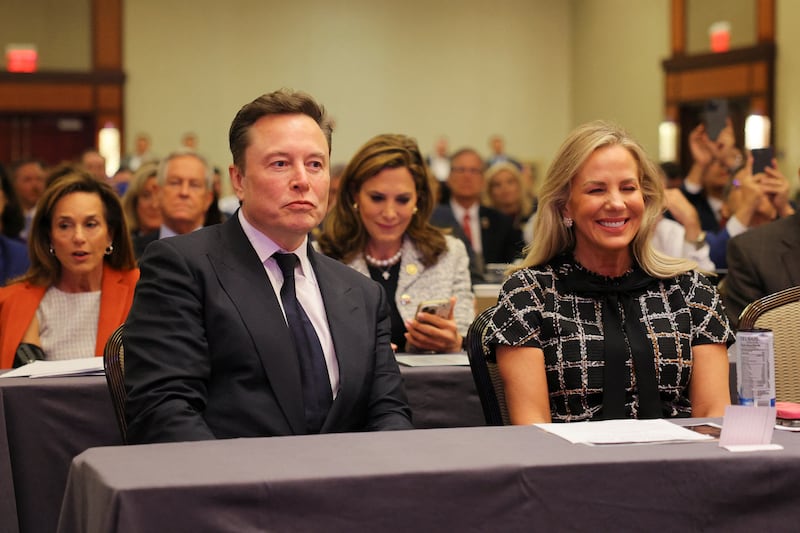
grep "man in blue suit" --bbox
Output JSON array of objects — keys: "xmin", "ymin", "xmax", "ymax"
[{"xmin": 124, "ymin": 90, "xmax": 413, "ymax": 443}]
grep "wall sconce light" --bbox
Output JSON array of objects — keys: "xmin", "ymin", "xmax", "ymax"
[
  {"xmin": 658, "ymin": 120, "xmax": 678, "ymax": 162},
  {"xmin": 98, "ymin": 123, "xmax": 121, "ymax": 178},
  {"xmin": 744, "ymin": 114, "xmax": 771, "ymax": 150}
]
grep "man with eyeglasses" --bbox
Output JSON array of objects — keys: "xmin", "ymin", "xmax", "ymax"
[
  {"xmin": 132, "ymin": 149, "xmax": 214, "ymax": 259},
  {"xmin": 430, "ymin": 148, "xmax": 523, "ymax": 283}
]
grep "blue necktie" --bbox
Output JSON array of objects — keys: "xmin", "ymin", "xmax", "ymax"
[{"xmin": 274, "ymin": 253, "xmax": 332, "ymax": 433}]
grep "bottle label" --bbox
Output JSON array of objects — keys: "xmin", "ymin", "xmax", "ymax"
[{"xmin": 736, "ymin": 329, "xmax": 775, "ymax": 406}]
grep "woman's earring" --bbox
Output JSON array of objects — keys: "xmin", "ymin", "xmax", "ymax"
[
  {"xmin": 353, "ymin": 202, "xmax": 359, "ymax": 210},
  {"xmin": 412, "ymin": 206, "xmax": 418, "ymax": 215},
  {"xmin": 105, "ymin": 243, "xmax": 114, "ymax": 256},
  {"xmin": 563, "ymin": 217, "xmax": 573, "ymax": 228},
  {"xmin": 49, "ymin": 244, "xmax": 55, "ymax": 255}
]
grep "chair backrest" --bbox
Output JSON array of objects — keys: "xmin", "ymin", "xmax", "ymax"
[
  {"xmin": 738, "ymin": 286, "xmax": 800, "ymax": 403},
  {"xmin": 103, "ymin": 324, "xmax": 127, "ymax": 443},
  {"xmin": 466, "ymin": 306, "xmax": 510, "ymax": 425}
]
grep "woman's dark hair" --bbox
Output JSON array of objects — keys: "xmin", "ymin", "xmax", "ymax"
[
  {"xmin": 19, "ymin": 166, "xmax": 136, "ymax": 287},
  {"xmin": 0, "ymin": 163, "xmax": 25, "ymax": 238},
  {"xmin": 318, "ymin": 133, "xmax": 447, "ymax": 266}
]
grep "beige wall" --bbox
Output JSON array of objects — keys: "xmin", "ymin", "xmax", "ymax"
[
  {"xmin": 776, "ymin": 0, "xmax": 800, "ymax": 192},
  {"xmin": 119, "ymin": 0, "xmax": 799, "ymax": 194},
  {"xmin": 124, "ymin": 0, "xmax": 572, "ymax": 190},
  {"xmin": 1, "ymin": 0, "xmax": 90, "ymax": 71},
  {"xmin": 571, "ymin": 0, "xmax": 670, "ymax": 162}
]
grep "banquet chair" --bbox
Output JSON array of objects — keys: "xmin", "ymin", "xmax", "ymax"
[
  {"xmin": 466, "ymin": 306, "xmax": 510, "ymax": 425},
  {"xmin": 738, "ymin": 285, "xmax": 800, "ymax": 403},
  {"xmin": 103, "ymin": 324, "xmax": 128, "ymax": 443}
]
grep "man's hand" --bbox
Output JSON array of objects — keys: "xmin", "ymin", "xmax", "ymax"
[{"xmin": 664, "ymin": 188, "xmax": 702, "ymax": 241}]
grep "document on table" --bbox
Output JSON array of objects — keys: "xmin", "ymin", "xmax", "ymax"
[
  {"xmin": 394, "ymin": 354, "xmax": 469, "ymax": 366},
  {"xmin": 535, "ymin": 419, "xmax": 714, "ymax": 445},
  {"xmin": 0, "ymin": 358, "xmax": 104, "ymax": 378}
]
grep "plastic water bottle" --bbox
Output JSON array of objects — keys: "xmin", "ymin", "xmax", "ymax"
[{"xmin": 736, "ymin": 328, "xmax": 776, "ymax": 406}]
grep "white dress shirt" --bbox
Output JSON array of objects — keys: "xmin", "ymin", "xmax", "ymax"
[{"xmin": 237, "ymin": 211, "xmax": 340, "ymax": 396}]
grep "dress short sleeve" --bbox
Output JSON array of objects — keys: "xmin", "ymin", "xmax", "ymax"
[
  {"xmin": 683, "ymin": 271, "xmax": 735, "ymax": 348},
  {"xmin": 485, "ymin": 267, "xmax": 553, "ymax": 357}
]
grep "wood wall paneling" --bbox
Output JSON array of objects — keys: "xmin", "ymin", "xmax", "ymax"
[
  {"xmin": 0, "ymin": 84, "xmax": 94, "ymax": 112},
  {"xmin": 0, "ymin": 0, "xmax": 124, "ymax": 165},
  {"xmin": 665, "ymin": 0, "xmax": 775, "ymax": 167},
  {"xmin": 93, "ymin": 0, "xmax": 123, "ymax": 70}
]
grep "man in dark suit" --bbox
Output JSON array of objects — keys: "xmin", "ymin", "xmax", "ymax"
[
  {"xmin": 132, "ymin": 149, "xmax": 214, "ymax": 259},
  {"xmin": 430, "ymin": 148, "xmax": 523, "ymax": 283},
  {"xmin": 124, "ymin": 90, "xmax": 413, "ymax": 444},
  {"xmin": 723, "ymin": 212, "xmax": 800, "ymax": 328}
]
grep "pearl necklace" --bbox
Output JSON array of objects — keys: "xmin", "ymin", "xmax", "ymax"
[{"xmin": 365, "ymin": 250, "xmax": 402, "ymax": 280}]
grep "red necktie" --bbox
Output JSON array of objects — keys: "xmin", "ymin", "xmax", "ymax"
[{"xmin": 462, "ymin": 212, "xmax": 473, "ymax": 247}]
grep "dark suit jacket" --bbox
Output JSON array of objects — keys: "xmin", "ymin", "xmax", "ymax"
[
  {"xmin": 0, "ymin": 235, "xmax": 29, "ymax": 286},
  {"xmin": 679, "ymin": 185, "xmax": 719, "ymax": 233},
  {"xmin": 430, "ymin": 204, "xmax": 523, "ymax": 283},
  {"xmin": 124, "ymin": 216, "xmax": 412, "ymax": 444},
  {"xmin": 132, "ymin": 230, "xmax": 158, "ymax": 260},
  {"xmin": 676, "ymin": 186, "xmax": 732, "ymax": 269},
  {"xmin": 723, "ymin": 213, "xmax": 800, "ymax": 328}
]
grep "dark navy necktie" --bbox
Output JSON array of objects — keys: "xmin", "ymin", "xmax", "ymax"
[{"xmin": 274, "ymin": 253, "xmax": 332, "ymax": 433}]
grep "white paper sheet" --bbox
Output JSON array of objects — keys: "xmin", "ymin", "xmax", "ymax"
[
  {"xmin": 534, "ymin": 419, "xmax": 714, "ymax": 445},
  {"xmin": 394, "ymin": 354, "xmax": 469, "ymax": 367},
  {"xmin": 0, "ymin": 358, "xmax": 104, "ymax": 378}
]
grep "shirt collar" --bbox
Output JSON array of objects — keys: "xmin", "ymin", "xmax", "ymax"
[
  {"xmin": 450, "ymin": 200, "xmax": 479, "ymax": 221},
  {"xmin": 237, "ymin": 210, "xmax": 313, "ymax": 278},
  {"xmin": 159, "ymin": 223, "xmax": 202, "ymax": 239}
]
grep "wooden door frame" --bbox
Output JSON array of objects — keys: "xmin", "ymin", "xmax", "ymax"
[
  {"xmin": 0, "ymin": 0, "xmax": 124, "ymax": 160},
  {"xmin": 663, "ymin": 0, "xmax": 775, "ymax": 166}
]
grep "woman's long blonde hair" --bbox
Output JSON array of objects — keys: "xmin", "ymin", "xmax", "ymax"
[{"xmin": 517, "ymin": 120, "xmax": 696, "ymax": 278}]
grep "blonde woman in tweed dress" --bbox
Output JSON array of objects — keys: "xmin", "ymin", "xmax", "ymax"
[{"xmin": 487, "ymin": 122, "xmax": 733, "ymax": 424}]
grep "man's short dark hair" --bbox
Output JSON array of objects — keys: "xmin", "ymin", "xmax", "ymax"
[{"xmin": 229, "ymin": 89, "xmax": 334, "ymax": 171}]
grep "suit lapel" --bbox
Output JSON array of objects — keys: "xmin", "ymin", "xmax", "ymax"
[
  {"xmin": 209, "ymin": 218, "xmax": 306, "ymax": 434},
  {"xmin": 779, "ymin": 216, "xmax": 800, "ymax": 286},
  {"xmin": 396, "ymin": 238, "xmax": 426, "ymax": 297},
  {"xmin": 309, "ymin": 247, "xmax": 364, "ymax": 431},
  {"xmin": 95, "ymin": 265, "xmax": 134, "ymax": 355},
  {"xmin": 478, "ymin": 206, "xmax": 496, "ymax": 262}
]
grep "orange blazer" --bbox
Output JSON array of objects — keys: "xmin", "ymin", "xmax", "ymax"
[{"xmin": 0, "ymin": 264, "xmax": 139, "ymax": 368}]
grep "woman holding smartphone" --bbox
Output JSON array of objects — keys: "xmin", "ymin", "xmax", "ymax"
[{"xmin": 318, "ymin": 134, "xmax": 473, "ymax": 353}]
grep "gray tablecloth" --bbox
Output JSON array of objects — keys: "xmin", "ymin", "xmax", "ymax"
[
  {"xmin": 58, "ymin": 422, "xmax": 800, "ymax": 533},
  {"xmin": 0, "ymin": 363, "xmax": 481, "ymax": 533}
]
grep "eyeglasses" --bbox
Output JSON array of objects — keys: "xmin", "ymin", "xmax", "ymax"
[{"xmin": 451, "ymin": 166, "xmax": 483, "ymax": 176}]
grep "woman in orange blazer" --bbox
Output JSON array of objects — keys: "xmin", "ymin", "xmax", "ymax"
[{"xmin": 0, "ymin": 168, "xmax": 139, "ymax": 368}]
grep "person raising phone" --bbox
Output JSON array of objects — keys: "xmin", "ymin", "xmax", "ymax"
[{"xmin": 318, "ymin": 134, "xmax": 473, "ymax": 353}]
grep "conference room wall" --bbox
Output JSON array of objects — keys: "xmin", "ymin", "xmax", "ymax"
[
  {"xmin": 776, "ymin": 0, "xmax": 800, "ymax": 193},
  {"xmin": 120, "ymin": 0, "xmax": 797, "ymax": 195},
  {"xmin": 124, "ymin": 0, "xmax": 572, "ymax": 194},
  {"xmin": 570, "ymin": 0, "xmax": 669, "ymax": 165}
]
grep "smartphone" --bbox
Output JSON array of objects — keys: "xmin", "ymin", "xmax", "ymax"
[
  {"xmin": 415, "ymin": 299, "xmax": 454, "ymax": 319},
  {"xmin": 751, "ymin": 147, "xmax": 774, "ymax": 175},
  {"xmin": 703, "ymin": 99, "xmax": 729, "ymax": 141},
  {"xmin": 685, "ymin": 423, "xmax": 722, "ymax": 439}
]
